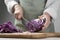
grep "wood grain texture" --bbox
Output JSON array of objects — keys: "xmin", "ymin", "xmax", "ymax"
[{"xmin": 0, "ymin": 33, "xmax": 60, "ymax": 39}]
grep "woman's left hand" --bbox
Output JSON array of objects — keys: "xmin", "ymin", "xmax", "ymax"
[{"xmin": 38, "ymin": 12, "xmax": 51, "ymax": 31}]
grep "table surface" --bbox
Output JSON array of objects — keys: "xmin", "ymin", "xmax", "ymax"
[{"xmin": 0, "ymin": 33, "xmax": 60, "ymax": 39}]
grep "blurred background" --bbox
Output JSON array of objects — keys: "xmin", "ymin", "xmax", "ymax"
[{"xmin": 0, "ymin": 0, "xmax": 60, "ymax": 32}]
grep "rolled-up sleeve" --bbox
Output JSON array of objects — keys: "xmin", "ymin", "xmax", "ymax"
[
  {"xmin": 44, "ymin": 0, "xmax": 60, "ymax": 22},
  {"xmin": 4, "ymin": 0, "xmax": 18, "ymax": 14}
]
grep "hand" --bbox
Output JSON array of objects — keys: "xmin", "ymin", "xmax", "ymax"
[
  {"xmin": 38, "ymin": 12, "xmax": 51, "ymax": 31},
  {"xmin": 13, "ymin": 4, "xmax": 23, "ymax": 20}
]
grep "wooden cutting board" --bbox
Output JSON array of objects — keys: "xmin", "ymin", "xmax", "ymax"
[{"xmin": 0, "ymin": 33, "xmax": 60, "ymax": 39}]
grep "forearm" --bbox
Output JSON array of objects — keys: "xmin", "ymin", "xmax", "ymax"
[
  {"xmin": 12, "ymin": 4, "xmax": 23, "ymax": 14},
  {"xmin": 4, "ymin": 0, "xmax": 19, "ymax": 13},
  {"xmin": 43, "ymin": 0, "xmax": 60, "ymax": 22}
]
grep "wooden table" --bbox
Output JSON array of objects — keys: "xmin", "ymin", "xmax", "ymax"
[{"xmin": 0, "ymin": 33, "xmax": 60, "ymax": 39}]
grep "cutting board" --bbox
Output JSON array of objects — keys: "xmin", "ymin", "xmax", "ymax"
[{"xmin": 0, "ymin": 33, "xmax": 60, "ymax": 39}]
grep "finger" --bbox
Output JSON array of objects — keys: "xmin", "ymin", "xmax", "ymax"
[
  {"xmin": 17, "ymin": 14, "xmax": 22, "ymax": 20},
  {"xmin": 42, "ymin": 26, "xmax": 47, "ymax": 31},
  {"xmin": 44, "ymin": 16, "xmax": 51, "ymax": 27},
  {"xmin": 15, "ymin": 13, "xmax": 21, "ymax": 20},
  {"xmin": 42, "ymin": 17, "xmax": 51, "ymax": 31},
  {"xmin": 38, "ymin": 15, "xmax": 45, "ymax": 20},
  {"xmin": 14, "ymin": 9, "xmax": 23, "ymax": 19},
  {"xmin": 15, "ymin": 14, "xmax": 18, "ymax": 20}
]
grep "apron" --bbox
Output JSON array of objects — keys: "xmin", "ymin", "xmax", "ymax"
[{"xmin": 15, "ymin": 0, "xmax": 55, "ymax": 32}]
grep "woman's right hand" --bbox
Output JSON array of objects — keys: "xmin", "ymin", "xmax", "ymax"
[{"xmin": 13, "ymin": 4, "xmax": 23, "ymax": 20}]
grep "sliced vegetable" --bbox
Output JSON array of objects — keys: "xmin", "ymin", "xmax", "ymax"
[
  {"xmin": 25, "ymin": 19, "xmax": 46, "ymax": 32},
  {"xmin": 0, "ymin": 21, "xmax": 23, "ymax": 33}
]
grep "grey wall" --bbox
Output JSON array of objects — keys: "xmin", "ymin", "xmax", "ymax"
[
  {"xmin": 0, "ymin": 0, "xmax": 15, "ymax": 24},
  {"xmin": 0, "ymin": 0, "xmax": 60, "ymax": 32}
]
